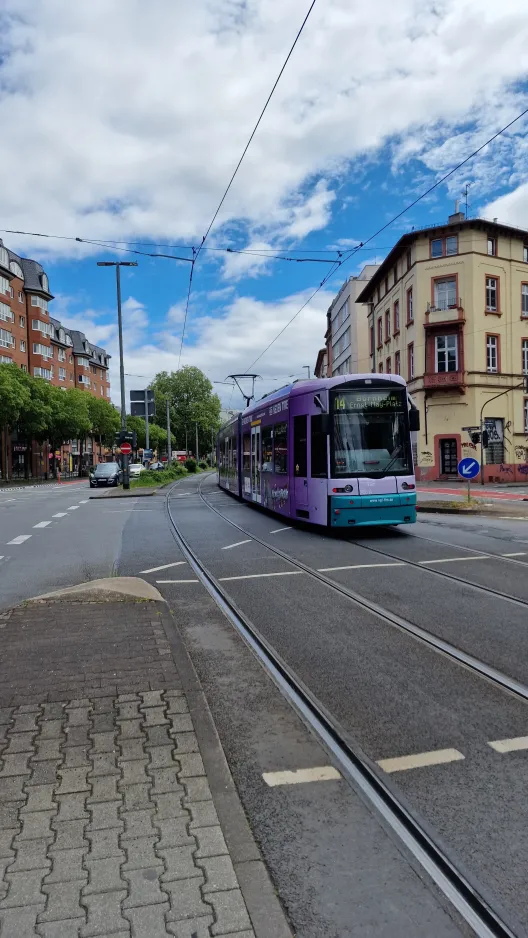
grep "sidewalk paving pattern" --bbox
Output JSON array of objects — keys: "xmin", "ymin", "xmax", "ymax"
[{"xmin": 0, "ymin": 595, "xmax": 257, "ymax": 938}]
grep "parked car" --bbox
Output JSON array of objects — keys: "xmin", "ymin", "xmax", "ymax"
[
  {"xmin": 128, "ymin": 463, "xmax": 144, "ymax": 478},
  {"xmin": 89, "ymin": 462, "xmax": 122, "ymax": 488},
  {"xmin": 149, "ymin": 461, "xmax": 165, "ymax": 471}
]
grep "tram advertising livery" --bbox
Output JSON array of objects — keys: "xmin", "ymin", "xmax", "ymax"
[{"xmin": 217, "ymin": 374, "xmax": 419, "ymax": 527}]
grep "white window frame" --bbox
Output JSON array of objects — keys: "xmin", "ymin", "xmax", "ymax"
[
  {"xmin": 434, "ymin": 278, "xmax": 457, "ymax": 310},
  {"xmin": 58, "ymin": 367, "xmax": 66, "ymax": 381},
  {"xmin": 486, "ymin": 335, "xmax": 498, "ymax": 373},
  {"xmin": 0, "ymin": 276, "xmax": 9, "ymax": 296},
  {"xmin": 0, "ymin": 354, "xmax": 13, "ymax": 364},
  {"xmin": 522, "ymin": 339, "xmax": 528, "ymax": 376},
  {"xmin": 487, "ymin": 237, "xmax": 496, "ymax": 256},
  {"xmin": 20, "ymin": 339, "xmax": 26, "ymax": 353},
  {"xmin": 524, "ymin": 245, "xmax": 528, "ymax": 263},
  {"xmin": 0, "ymin": 247, "xmax": 8, "ymax": 268},
  {"xmin": 435, "ymin": 334, "xmax": 458, "ymax": 373},
  {"xmin": 9, "ymin": 261, "xmax": 23, "ymax": 278},
  {"xmin": 30, "ymin": 296, "xmax": 48, "ymax": 312},
  {"xmin": 394, "ymin": 300, "xmax": 400, "ymax": 332},
  {"xmin": 33, "ymin": 366, "xmax": 52, "ymax": 381},
  {"xmin": 58, "ymin": 348, "xmax": 66, "ymax": 361},
  {"xmin": 0, "ymin": 328, "xmax": 14, "ymax": 349},
  {"xmin": 32, "ymin": 320, "xmax": 53, "ymax": 337},
  {"xmin": 407, "ymin": 288, "xmax": 413, "ymax": 322},
  {"xmin": 77, "ymin": 357, "xmax": 89, "ymax": 368},
  {"xmin": 19, "ymin": 315, "xmax": 25, "ymax": 327},
  {"xmin": 486, "ymin": 277, "xmax": 498, "ymax": 312},
  {"xmin": 395, "ymin": 350, "xmax": 401, "ymax": 375},
  {"xmin": 522, "ymin": 284, "xmax": 528, "ymax": 318},
  {"xmin": 408, "ymin": 344, "xmax": 414, "ymax": 380},
  {"xmin": 0, "ymin": 301, "xmax": 13, "ymax": 323}
]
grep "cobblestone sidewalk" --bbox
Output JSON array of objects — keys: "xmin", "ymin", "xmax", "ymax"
[{"xmin": 0, "ymin": 597, "xmax": 257, "ymax": 938}]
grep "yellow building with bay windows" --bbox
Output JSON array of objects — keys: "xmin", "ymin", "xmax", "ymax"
[{"xmin": 356, "ymin": 209, "xmax": 528, "ymax": 481}]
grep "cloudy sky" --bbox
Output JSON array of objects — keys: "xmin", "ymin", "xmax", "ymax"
[{"xmin": 1, "ymin": 0, "xmax": 527, "ymax": 408}]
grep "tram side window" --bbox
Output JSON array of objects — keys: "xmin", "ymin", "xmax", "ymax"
[
  {"xmin": 242, "ymin": 434, "xmax": 250, "ymax": 470},
  {"xmin": 273, "ymin": 422, "xmax": 288, "ymax": 473},
  {"xmin": 262, "ymin": 426, "xmax": 273, "ymax": 472},
  {"xmin": 311, "ymin": 415, "xmax": 327, "ymax": 478}
]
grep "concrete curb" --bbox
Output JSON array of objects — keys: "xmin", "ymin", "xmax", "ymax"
[
  {"xmin": 26, "ymin": 576, "xmax": 164, "ymax": 602},
  {"xmin": 417, "ymin": 504, "xmax": 528, "ymax": 517},
  {"xmin": 160, "ymin": 606, "xmax": 293, "ymax": 938}
]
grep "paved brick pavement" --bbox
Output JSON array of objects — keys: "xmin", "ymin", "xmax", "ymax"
[{"xmin": 0, "ymin": 599, "xmax": 257, "ymax": 938}]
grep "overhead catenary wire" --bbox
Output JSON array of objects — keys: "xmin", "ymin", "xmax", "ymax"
[{"xmin": 246, "ymin": 104, "xmax": 528, "ymax": 371}]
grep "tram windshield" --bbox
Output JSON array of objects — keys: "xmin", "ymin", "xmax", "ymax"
[{"xmin": 331, "ymin": 387, "xmax": 412, "ymax": 477}]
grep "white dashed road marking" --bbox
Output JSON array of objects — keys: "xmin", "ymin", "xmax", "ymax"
[
  {"xmin": 33, "ymin": 521, "xmax": 52, "ymax": 528},
  {"xmin": 6, "ymin": 535, "xmax": 32, "ymax": 545},
  {"xmin": 155, "ymin": 579, "xmax": 199, "ymax": 584},
  {"xmin": 140, "ymin": 562, "xmax": 187, "ymax": 574},
  {"xmin": 488, "ymin": 736, "xmax": 528, "ymax": 753},
  {"xmin": 79, "ymin": 500, "xmax": 88, "ymax": 504},
  {"xmin": 53, "ymin": 513, "xmax": 67, "ymax": 518},
  {"xmin": 501, "ymin": 552, "xmax": 527, "ymax": 557},
  {"xmin": 68, "ymin": 506, "xmax": 80, "ymax": 510},
  {"xmin": 218, "ymin": 571, "xmax": 302, "ymax": 582},
  {"xmin": 269, "ymin": 527, "xmax": 292, "ymax": 534},
  {"xmin": 377, "ymin": 748, "xmax": 465, "ymax": 773},
  {"xmin": 418, "ymin": 556, "xmax": 486, "ymax": 565},
  {"xmin": 318, "ymin": 562, "xmax": 405, "ymax": 572},
  {"xmin": 221, "ymin": 539, "xmax": 252, "ymax": 550},
  {"xmin": 263, "ymin": 766, "xmax": 341, "ymax": 787}
]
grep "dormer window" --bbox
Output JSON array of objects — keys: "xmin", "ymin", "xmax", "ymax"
[
  {"xmin": 41, "ymin": 273, "xmax": 49, "ymax": 292},
  {"xmin": 9, "ymin": 261, "xmax": 23, "ymax": 279},
  {"xmin": 0, "ymin": 247, "xmax": 8, "ymax": 269}
]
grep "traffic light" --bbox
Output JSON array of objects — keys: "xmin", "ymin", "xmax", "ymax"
[
  {"xmin": 470, "ymin": 432, "xmax": 480, "ymax": 444},
  {"xmin": 482, "ymin": 429, "xmax": 489, "ymax": 448}
]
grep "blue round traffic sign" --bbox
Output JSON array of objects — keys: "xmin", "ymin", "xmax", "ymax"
[{"xmin": 457, "ymin": 457, "xmax": 480, "ymax": 479}]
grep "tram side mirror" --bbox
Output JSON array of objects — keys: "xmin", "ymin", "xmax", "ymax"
[{"xmin": 409, "ymin": 408, "xmax": 420, "ymax": 432}]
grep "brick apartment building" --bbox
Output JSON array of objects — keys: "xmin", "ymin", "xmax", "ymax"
[{"xmin": 0, "ymin": 239, "xmax": 111, "ymax": 479}]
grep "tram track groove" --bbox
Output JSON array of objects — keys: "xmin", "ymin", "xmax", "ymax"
[
  {"xmin": 165, "ymin": 477, "xmax": 521, "ymax": 938},
  {"xmin": 182, "ymin": 476, "xmax": 528, "ymax": 704},
  {"xmin": 392, "ymin": 527, "xmax": 528, "ymax": 568}
]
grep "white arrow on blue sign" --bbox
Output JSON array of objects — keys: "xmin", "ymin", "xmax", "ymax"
[{"xmin": 457, "ymin": 457, "xmax": 480, "ymax": 479}]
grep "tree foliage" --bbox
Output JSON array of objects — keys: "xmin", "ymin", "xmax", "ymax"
[
  {"xmin": 87, "ymin": 397, "xmax": 120, "ymax": 443},
  {"xmin": 150, "ymin": 366, "xmax": 221, "ymax": 456}
]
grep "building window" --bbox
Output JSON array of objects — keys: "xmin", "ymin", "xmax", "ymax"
[
  {"xmin": 33, "ymin": 367, "xmax": 52, "ymax": 381},
  {"xmin": 522, "ymin": 339, "xmax": 528, "ymax": 375},
  {"xmin": 378, "ymin": 362, "xmax": 383, "ymax": 373},
  {"xmin": 525, "ymin": 399, "xmax": 528, "ymax": 434},
  {"xmin": 0, "ymin": 247, "xmax": 8, "ymax": 269},
  {"xmin": 377, "ymin": 317, "xmax": 383, "ymax": 347},
  {"xmin": 435, "ymin": 334, "xmax": 458, "ymax": 373},
  {"xmin": 30, "ymin": 296, "xmax": 48, "ymax": 312},
  {"xmin": 486, "ymin": 276, "xmax": 498, "ymax": 312},
  {"xmin": 376, "ymin": 286, "xmax": 381, "ymax": 304},
  {"xmin": 0, "ymin": 301, "xmax": 13, "ymax": 323},
  {"xmin": 393, "ymin": 267, "xmax": 397, "ymax": 286},
  {"xmin": 385, "ymin": 309, "xmax": 390, "ymax": 341},
  {"xmin": 18, "ymin": 291, "xmax": 23, "ymax": 303},
  {"xmin": 522, "ymin": 284, "xmax": 528, "ymax": 318},
  {"xmin": 32, "ymin": 343, "xmax": 53, "ymax": 359},
  {"xmin": 58, "ymin": 348, "xmax": 66, "ymax": 361},
  {"xmin": 0, "ymin": 276, "xmax": 9, "ymax": 296},
  {"xmin": 369, "ymin": 324, "xmax": 374, "ymax": 356},
  {"xmin": 32, "ymin": 319, "xmax": 53, "ymax": 337},
  {"xmin": 395, "ymin": 350, "xmax": 401, "ymax": 375},
  {"xmin": 407, "ymin": 287, "xmax": 413, "ymax": 323},
  {"xmin": 407, "ymin": 343, "xmax": 414, "ymax": 380},
  {"xmin": 486, "ymin": 334, "xmax": 499, "ymax": 373},
  {"xmin": 19, "ymin": 315, "xmax": 25, "ymax": 327},
  {"xmin": 69, "ymin": 372, "xmax": 74, "ymax": 381},
  {"xmin": 0, "ymin": 328, "xmax": 14, "ymax": 349},
  {"xmin": 384, "ymin": 276, "xmax": 389, "ymax": 295},
  {"xmin": 41, "ymin": 273, "xmax": 49, "ymax": 292},
  {"xmin": 20, "ymin": 340, "xmax": 26, "ymax": 353},
  {"xmin": 434, "ymin": 277, "xmax": 457, "ymax": 310},
  {"xmin": 21, "ymin": 364, "xmax": 27, "ymax": 372},
  {"xmin": 386, "ymin": 357, "xmax": 391, "ymax": 373},
  {"xmin": 77, "ymin": 357, "xmax": 89, "ymax": 368},
  {"xmin": 430, "ymin": 235, "xmax": 458, "ymax": 258},
  {"xmin": 393, "ymin": 300, "xmax": 400, "ymax": 333},
  {"xmin": 524, "ymin": 245, "xmax": 528, "ymax": 263},
  {"xmin": 9, "ymin": 261, "xmax": 23, "ymax": 279},
  {"xmin": 59, "ymin": 367, "xmax": 66, "ymax": 381},
  {"xmin": 487, "ymin": 237, "xmax": 497, "ymax": 256},
  {"xmin": 406, "ymin": 250, "xmax": 412, "ymax": 271}
]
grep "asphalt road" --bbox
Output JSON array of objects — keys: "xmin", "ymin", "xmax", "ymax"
[{"xmin": 3, "ymin": 475, "xmax": 528, "ymax": 935}]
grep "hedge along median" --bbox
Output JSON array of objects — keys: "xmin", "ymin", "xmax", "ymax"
[{"xmin": 130, "ymin": 463, "xmax": 188, "ymax": 488}]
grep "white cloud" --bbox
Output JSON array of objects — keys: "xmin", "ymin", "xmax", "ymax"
[
  {"xmin": 0, "ymin": 0, "xmax": 527, "ymax": 260},
  {"xmin": 481, "ymin": 182, "xmax": 528, "ymax": 231},
  {"xmin": 166, "ymin": 302, "xmax": 186, "ymax": 324}
]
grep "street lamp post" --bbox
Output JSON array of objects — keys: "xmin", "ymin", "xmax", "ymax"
[
  {"xmin": 97, "ymin": 261, "xmax": 138, "ymax": 489},
  {"xmin": 303, "ymin": 365, "xmax": 311, "ymax": 379}
]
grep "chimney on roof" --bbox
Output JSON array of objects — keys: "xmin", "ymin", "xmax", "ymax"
[
  {"xmin": 448, "ymin": 199, "xmax": 465, "ymax": 225},
  {"xmin": 493, "ymin": 217, "xmax": 498, "ymax": 223}
]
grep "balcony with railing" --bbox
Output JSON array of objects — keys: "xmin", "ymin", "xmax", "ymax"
[{"xmin": 425, "ymin": 295, "xmax": 464, "ymax": 326}]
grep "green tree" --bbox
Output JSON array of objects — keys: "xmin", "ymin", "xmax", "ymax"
[
  {"xmin": 0, "ymin": 365, "xmax": 34, "ymax": 480},
  {"xmin": 150, "ymin": 367, "xmax": 221, "ymax": 456},
  {"xmin": 87, "ymin": 397, "xmax": 120, "ymax": 452}
]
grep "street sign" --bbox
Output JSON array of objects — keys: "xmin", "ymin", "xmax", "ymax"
[
  {"xmin": 120, "ymin": 442, "xmax": 132, "ymax": 455},
  {"xmin": 143, "ymin": 449, "xmax": 153, "ymax": 459},
  {"xmin": 131, "ymin": 401, "xmax": 156, "ymax": 417},
  {"xmin": 130, "ymin": 389, "xmax": 154, "ymax": 402},
  {"xmin": 458, "ymin": 457, "xmax": 480, "ymax": 479}
]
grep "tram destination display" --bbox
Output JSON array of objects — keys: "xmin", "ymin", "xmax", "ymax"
[{"xmin": 333, "ymin": 389, "xmax": 405, "ymax": 413}]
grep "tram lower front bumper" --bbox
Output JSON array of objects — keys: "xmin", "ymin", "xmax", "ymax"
[{"xmin": 330, "ymin": 493, "xmax": 417, "ymax": 526}]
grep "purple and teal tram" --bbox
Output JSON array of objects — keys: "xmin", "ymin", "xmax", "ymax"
[{"xmin": 217, "ymin": 374, "xmax": 419, "ymax": 528}]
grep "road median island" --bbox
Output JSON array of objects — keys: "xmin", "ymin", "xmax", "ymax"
[{"xmin": 418, "ymin": 499, "xmax": 528, "ymax": 517}]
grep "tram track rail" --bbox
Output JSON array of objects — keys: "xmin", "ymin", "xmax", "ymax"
[{"xmin": 165, "ymin": 477, "xmax": 522, "ymax": 938}]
